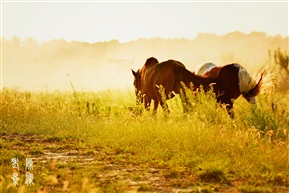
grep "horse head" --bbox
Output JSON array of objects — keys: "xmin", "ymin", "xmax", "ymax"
[
  {"xmin": 242, "ymin": 73, "xmax": 263, "ymax": 104},
  {"xmin": 132, "ymin": 57, "xmax": 159, "ymax": 106},
  {"xmin": 132, "ymin": 69, "xmax": 142, "ymax": 105}
]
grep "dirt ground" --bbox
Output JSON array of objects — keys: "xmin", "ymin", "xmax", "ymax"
[{"xmin": 2, "ymin": 134, "xmax": 288, "ymax": 193}]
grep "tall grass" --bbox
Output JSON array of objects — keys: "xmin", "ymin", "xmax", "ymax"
[
  {"xmin": 268, "ymin": 48, "xmax": 289, "ymax": 91},
  {"xmin": 1, "ymin": 87, "xmax": 288, "ymax": 192}
]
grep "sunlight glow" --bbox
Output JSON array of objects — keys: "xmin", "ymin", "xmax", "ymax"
[{"xmin": 2, "ymin": 2, "xmax": 288, "ymax": 43}]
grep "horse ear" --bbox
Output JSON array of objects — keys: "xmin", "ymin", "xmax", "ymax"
[{"xmin": 132, "ymin": 69, "xmax": 136, "ymax": 77}]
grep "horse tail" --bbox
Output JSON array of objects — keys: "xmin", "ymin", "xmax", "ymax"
[{"xmin": 243, "ymin": 73, "xmax": 264, "ymax": 98}]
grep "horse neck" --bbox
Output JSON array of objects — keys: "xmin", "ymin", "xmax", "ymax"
[{"xmin": 178, "ymin": 67, "xmax": 218, "ymax": 89}]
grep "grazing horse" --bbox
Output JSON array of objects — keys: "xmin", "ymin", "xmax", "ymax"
[
  {"xmin": 133, "ymin": 58, "xmax": 263, "ymax": 117},
  {"xmin": 132, "ymin": 58, "xmax": 219, "ymax": 114},
  {"xmin": 195, "ymin": 62, "xmax": 263, "ymax": 104}
]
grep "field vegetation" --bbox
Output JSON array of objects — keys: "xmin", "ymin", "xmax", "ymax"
[{"xmin": 1, "ymin": 73, "xmax": 289, "ymax": 192}]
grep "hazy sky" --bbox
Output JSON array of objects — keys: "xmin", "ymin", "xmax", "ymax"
[{"xmin": 2, "ymin": 1, "xmax": 288, "ymax": 43}]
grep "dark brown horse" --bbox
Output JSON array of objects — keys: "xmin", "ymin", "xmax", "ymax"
[
  {"xmin": 195, "ymin": 62, "xmax": 263, "ymax": 104},
  {"xmin": 132, "ymin": 58, "xmax": 219, "ymax": 114}
]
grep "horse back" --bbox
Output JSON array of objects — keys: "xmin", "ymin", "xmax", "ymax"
[
  {"xmin": 203, "ymin": 66, "xmax": 222, "ymax": 77},
  {"xmin": 206, "ymin": 64, "xmax": 239, "ymax": 85},
  {"xmin": 154, "ymin": 60, "xmax": 186, "ymax": 95}
]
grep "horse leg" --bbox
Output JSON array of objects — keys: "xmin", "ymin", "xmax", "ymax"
[
  {"xmin": 160, "ymin": 99, "xmax": 170, "ymax": 116},
  {"xmin": 144, "ymin": 97, "xmax": 152, "ymax": 111},
  {"xmin": 154, "ymin": 88, "xmax": 169, "ymax": 116},
  {"xmin": 155, "ymin": 93, "xmax": 170, "ymax": 116},
  {"xmin": 152, "ymin": 99, "xmax": 159, "ymax": 115},
  {"xmin": 179, "ymin": 89, "xmax": 191, "ymax": 113},
  {"xmin": 217, "ymin": 96, "xmax": 234, "ymax": 118},
  {"xmin": 226, "ymin": 104, "xmax": 234, "ymax": 118}
]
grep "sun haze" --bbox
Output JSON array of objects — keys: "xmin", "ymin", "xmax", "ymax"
[
  {"xmin": 2, "ymin": 2, "xmax": 288, "ymax": 42},
  {"xmin": 1, "ymin": 1, "xmax": 288, "ymax": 91}
]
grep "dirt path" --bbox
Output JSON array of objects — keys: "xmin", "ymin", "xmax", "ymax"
[{"xmin": 2, "ymin": 134, "xmax": 288, "ymax": 193}]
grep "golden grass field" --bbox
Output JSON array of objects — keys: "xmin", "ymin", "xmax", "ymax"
[{"xmin": 1, "ymin": 84, "xmax": 288, "ymax": 192}]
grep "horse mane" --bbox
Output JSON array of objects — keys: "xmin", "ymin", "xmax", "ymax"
[{"xmin": 195, "ymin": 62, "xmax": 217, "ymax": 76}]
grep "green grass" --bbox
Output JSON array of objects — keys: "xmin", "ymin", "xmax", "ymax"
[{"xmin": 0, "ymin": 87, "xmax": 288, "ymax": 192}]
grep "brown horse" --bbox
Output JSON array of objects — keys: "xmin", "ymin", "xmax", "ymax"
[
  {"xmin": 133, "ymin": 58, "xmax": 263, "ymax": 117},
  {"xmin": 195, "ymin": 62, "xmax": 263, "ymax": 104},
  {"xmin": 132, "ymin": 58, "xmax": 219, "ymax": 114}
]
